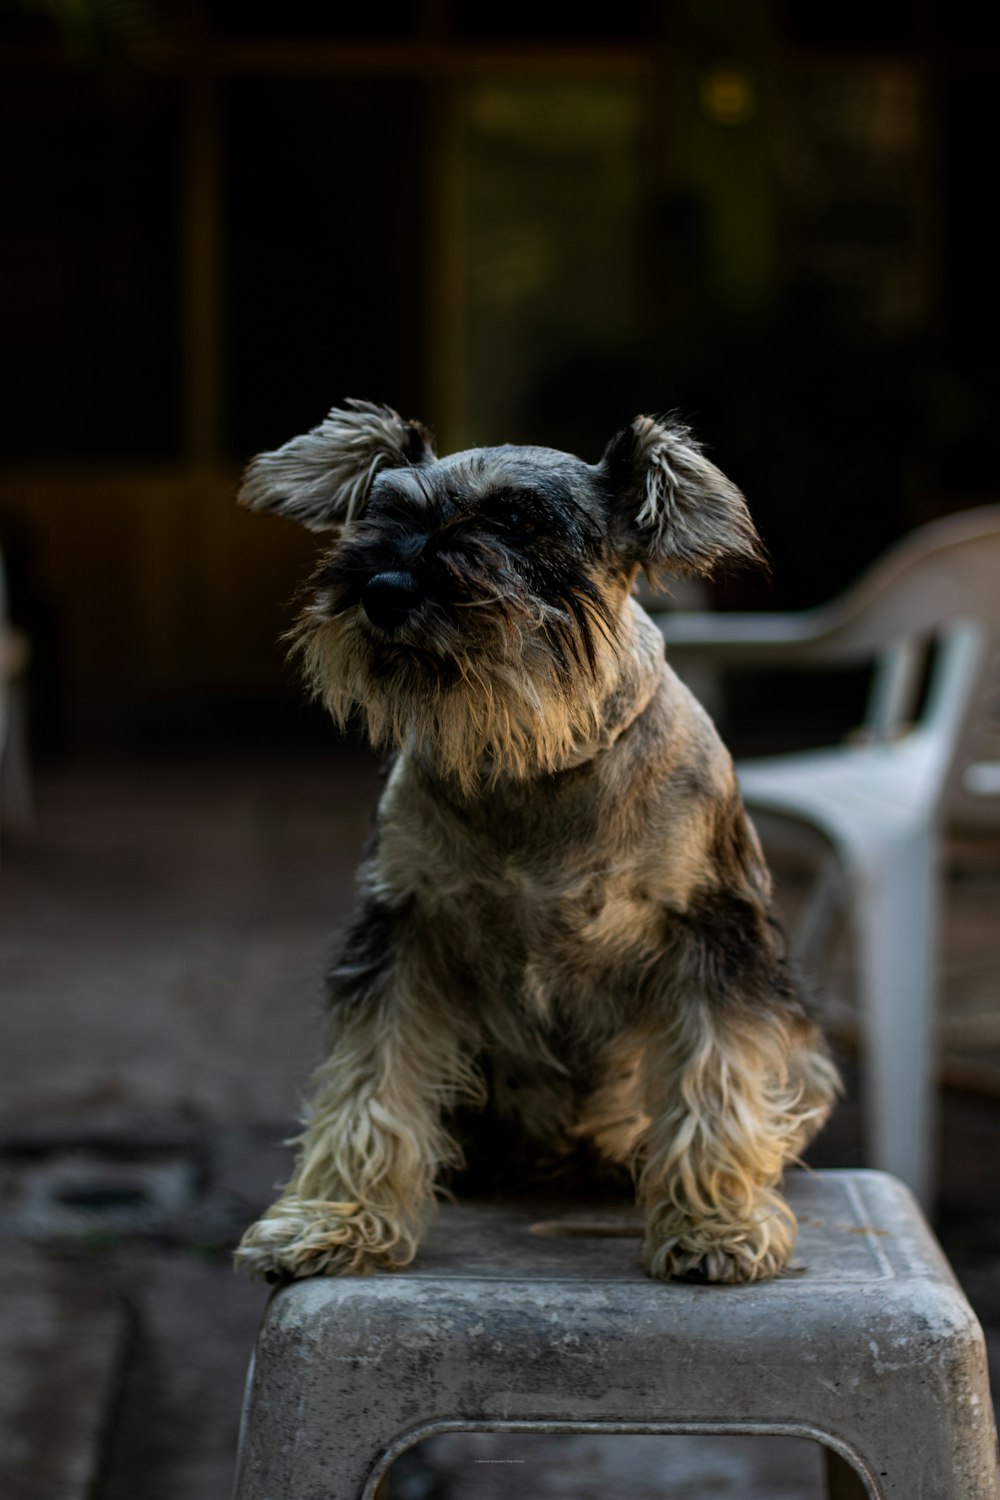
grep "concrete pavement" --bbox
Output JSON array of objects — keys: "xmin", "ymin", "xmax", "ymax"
[{"xmin": 1, "ymin": 749, "xmax": 998, "ymax": 1499}]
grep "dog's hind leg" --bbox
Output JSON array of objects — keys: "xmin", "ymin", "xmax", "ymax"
[
  {"xmin": 574, "ymin": 1030, "xmax": 651, "ymax": 1166},
  {"xmin": 235, "ymin": 898, "xmax": 483, "ymax": 1279}
]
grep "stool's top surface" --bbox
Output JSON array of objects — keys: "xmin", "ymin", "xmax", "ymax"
[
  {"xmin": 319, "ymin": 1171, "xmax": 951, "ymax": 1293},
  {"xmin": 244, "ymin": 1188, "xmax": 996, "ymax": 1500},
  {"xmin": 252, "ymin": 1168, "xmax": 991, "ymax": 1482}
]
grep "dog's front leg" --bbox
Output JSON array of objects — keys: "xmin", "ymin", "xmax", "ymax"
[
  {"xmin": 236, "ymin": 900, "xmax": 481, "ymax": 1280},
  {"xmin": 637, "ymin": 993, "xmax": 835, "ymax": 1285}
]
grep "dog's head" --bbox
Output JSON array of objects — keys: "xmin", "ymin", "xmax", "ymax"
[{"xmin": 239, "ymin": 399, "xmax": 760, "ymax": 787}]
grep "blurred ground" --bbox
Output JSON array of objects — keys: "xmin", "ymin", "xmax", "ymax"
[{"xmin": 1, "ymin": 748, "xmax": 999, "ymax": 1500}]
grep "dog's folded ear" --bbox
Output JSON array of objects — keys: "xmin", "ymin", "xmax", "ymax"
[
  {"xmin": 599, "ymin": 415, "xmax": 763, "ymax": 579},
  {"xmin": 238, "ymin": 399, "xmax": 435, "ymax": 531}
]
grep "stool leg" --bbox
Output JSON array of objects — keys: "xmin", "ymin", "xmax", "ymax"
[{"xmin": 824, "ymin": 1447, "xmax": 870, "ymax": 1500}]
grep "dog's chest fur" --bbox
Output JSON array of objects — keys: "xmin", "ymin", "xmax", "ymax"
[{"xmin": 372, "ymin": 649, "xmax": 737, "ymax": 1033}]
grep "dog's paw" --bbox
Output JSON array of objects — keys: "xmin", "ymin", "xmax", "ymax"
[
  {"xmin": 234, "ymin": 1195, "xmax": 416, "ymax": 1280},
  {"xmin": 643, "ymin": 1201, "xmax": 796, "ymax": 1285}
]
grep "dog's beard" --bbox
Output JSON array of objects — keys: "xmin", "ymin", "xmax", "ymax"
[{"xmin": 291, "ymin": 594, "xmax": 627, "ymax": 793}]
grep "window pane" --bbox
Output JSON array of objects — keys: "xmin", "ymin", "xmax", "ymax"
[
  {"xmin": 458, "ymin": 83, "xmax": 642, "ymax": 451},
  {"xmin": 207, "ymin": 0, "xmax": 417, "ymax": 36},
  {"xmin": 932, "ymin": 0, "xmax": 1000, "ymax": 46},
  {"xmin": 778, "ymin": 0, "xmax": 915, "ymax": 50},
  {"xmin": 224, "ymin": 80, "xmax": 427, "ymax": 457},
  {"xmin": 0, "ymin": 76, "xmax": 181, "ymax": 462},
  {"xmin": 776, "ymin": 64, "xmax": 923, "ymax": 324},
  {"xmin": 451, "ymin": 0, "xmax": 651, "ymax": 40}
]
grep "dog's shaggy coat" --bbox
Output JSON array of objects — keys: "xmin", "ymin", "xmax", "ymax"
[{"xmin": 235, "ymin": 401, "xmax": 839, "ymax": 1284}]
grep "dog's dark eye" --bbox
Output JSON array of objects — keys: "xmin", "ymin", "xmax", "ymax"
[{"xmin": 505, "ymin": 509, "xmax": 537, "ymax": 539}]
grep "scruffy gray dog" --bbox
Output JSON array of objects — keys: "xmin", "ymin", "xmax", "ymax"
[{"xmin": 234, "ymin": 400, "xmax": 839, "ymax": 1285}]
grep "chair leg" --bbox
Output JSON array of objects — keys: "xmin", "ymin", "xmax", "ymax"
[
  {"xmin": 850, "ymin": 823, "xmax": 938, "ymax": 1207},
  {"xmin": 791, "ymin": 849, "xmax": 846, "ymax": 975},
  {"xmin": 2, "ymin": 678, "xmax": 33, "ymax": 830}
]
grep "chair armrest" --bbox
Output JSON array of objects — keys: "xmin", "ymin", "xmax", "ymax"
[{"xmin": 650, "ymin": 608, "xmax": 846, "ymax": 662}]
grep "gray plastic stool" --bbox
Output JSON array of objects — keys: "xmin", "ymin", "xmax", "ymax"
[{"xmin": 233, "ymin": 1169, "xmax": 999, "ymax": 1499}]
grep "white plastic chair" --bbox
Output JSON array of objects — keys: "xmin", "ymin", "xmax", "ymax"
[{"xmin": 652, "ymin": 506, "xmax": 1000, "ymax": 1206}]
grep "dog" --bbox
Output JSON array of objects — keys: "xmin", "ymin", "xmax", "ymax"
[{"xmin": 233, "ymin": 400, "xmax": 839, "ymax": 1285}]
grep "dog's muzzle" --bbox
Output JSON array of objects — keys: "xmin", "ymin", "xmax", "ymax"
[{"xmin": 362, "ymin": 570, "xmax": 423, "ymax": 631}]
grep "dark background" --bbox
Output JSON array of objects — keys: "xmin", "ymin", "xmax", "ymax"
[{"xmin": 1, "ymin": 0, "xmax": 997, "ymax": 762}]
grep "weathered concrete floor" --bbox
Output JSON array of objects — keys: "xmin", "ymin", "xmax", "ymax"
[{"xmin": 1, "ymin": 750, "xmax": 998, "ymax": 1499}]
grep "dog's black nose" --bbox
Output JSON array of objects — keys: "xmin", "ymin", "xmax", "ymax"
[{"xmin": 362, "ymin": 570, "xmax": 422, "ymax": 630}]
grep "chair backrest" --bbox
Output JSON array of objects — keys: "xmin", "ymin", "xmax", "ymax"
[
  {"xmin": 834, "ymin": 510, "xmax": 1000, "ymax": 828},
  {"xmin": 798, "ymin": 506, "xmax": 1000, "ymax": 656},
  {"xmin": 793, "ymin": 507, "xmax": 1000, "ymax": 833},
  {"xmin": 656, "ymin": 506, "xmax": 1000, "ymax": 833}
]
